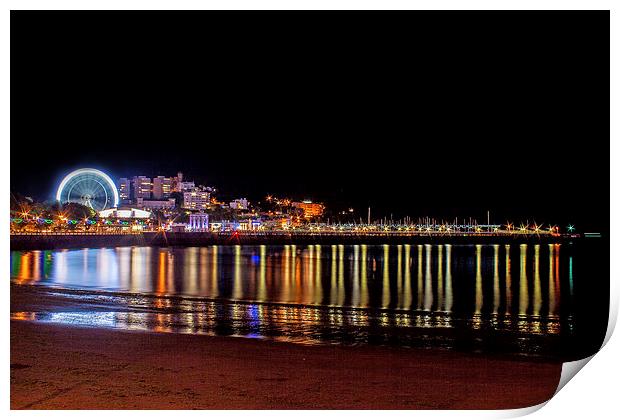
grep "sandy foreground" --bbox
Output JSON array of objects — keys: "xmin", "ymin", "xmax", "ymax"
[{"xmin": 10, "ymin": 320, "xmax": 562, "ymax": 410}]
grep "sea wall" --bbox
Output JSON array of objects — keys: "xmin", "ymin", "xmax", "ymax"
[{"xmin": 10, "ymin": 232, "xmax": 577, "ymax": 250}]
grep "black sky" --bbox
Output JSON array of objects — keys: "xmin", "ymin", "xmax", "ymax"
[{"xmin": 11, "ymin": 11, "xmax": 609, "ymax": 231}]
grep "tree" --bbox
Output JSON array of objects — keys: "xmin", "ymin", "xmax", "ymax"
[
  {"xmin": 170, "ymin": 192, "xmax": 184, "ymax": 209},
  {"xmin": 61, "ymin": 202, "xmax": 96, "ymax": 220}
]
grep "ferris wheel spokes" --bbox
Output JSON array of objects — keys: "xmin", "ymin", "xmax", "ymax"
[{"xmin": 56, "ymin": 168, "xmax": 119, "ymax": 212}]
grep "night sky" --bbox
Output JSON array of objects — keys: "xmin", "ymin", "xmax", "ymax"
[{"xmin": 11, "ymin": 11, "xmax": 609, "ymax": 231}]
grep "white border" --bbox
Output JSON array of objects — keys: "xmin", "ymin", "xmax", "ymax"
[
  {"xmin": 3, "ymin": 3, "xmax": 617, "ymax": 420},
  {"xmin": 0, "ymin": 1, "xmax": 617, "ymax": 10}
]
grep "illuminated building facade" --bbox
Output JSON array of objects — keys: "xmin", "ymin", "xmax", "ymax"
[
  {"xmin": 292, "ymin": 201, "xmax": 325, "ymax": 218},
  {"xmin": 131, "ymin": 176, "xmax": 152, "ymax": 200},
  {"xmin": 117, "ymin": 172, "xmax": 215, "ymax": 210},
  {"xmin": 152, "ymin": 176, "xmax": 173, "ymax": 199},
  {"xmin": 171, "ymin": 172, "xmax": 203, "ymax": 193},
  {"xmin": 183, "ymin": 190, "xmax": 211, "ymax": 210},
  {"xmin": 177, "ymin": 181, "xmax": 196, "ymax": 191},
  {"xmin": 98, "ymin": 208, "xmax": 151, "ymax": 219},
  {"xmin": 136, "ymin": 198, "xmax": 176, "ymax": 210},
  {"xmin": 188, "ymin": 212, "xmax": 209, "ymax": 231},
  {"xmin": 121, "ymin": 174, "xmax": 179, "ymax": 203},
  {"xmin": 229, "ymin": 198, "xmax": 249, "ymax": 210},
  {"xmin": 172, "ymin": 171, "xmax": 184, "ymax": 192},
  {"xmin": 209, "ymin": 219, "xmax": 262, "ymax": 231},
  {"xmin": 118, "ymin": 178, "xmax": 131, "ymax": 204}
]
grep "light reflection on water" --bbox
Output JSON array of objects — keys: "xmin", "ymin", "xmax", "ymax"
[{"xmin": 11, "ymin": 244, "xmax": 581, "ymax": 356}]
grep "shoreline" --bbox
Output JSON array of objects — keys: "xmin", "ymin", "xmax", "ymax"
[
  {"xmin": 11, "ymin": 320, "xmax": 562, "ymax": 410},
  {"xmin": 10, "ymin": 282, "xmax": 575, "ymax": 363}
]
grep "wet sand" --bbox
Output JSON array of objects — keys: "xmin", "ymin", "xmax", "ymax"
[{"xmin": 10, "ymin": 320, "xmax": 562, "ymax": 410}]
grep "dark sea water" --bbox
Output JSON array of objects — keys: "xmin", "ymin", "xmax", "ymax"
[{"xmin": 10, "ymin": 241, "xmax": 608, "ymax": 360}]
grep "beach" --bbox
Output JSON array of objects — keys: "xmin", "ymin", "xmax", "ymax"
[{"xmin": 11, "ymin": 320, "xmax": 562, "ymax": 410}]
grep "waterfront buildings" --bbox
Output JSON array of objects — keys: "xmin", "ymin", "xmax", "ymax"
[
  {"xmin": 292, "ymin": 201, "xmax": 325, "ymax": 219},
  {"xmin": 182, "ymin": 189, "xmax": 211, "ymax": 210},
  {"xmin": 177, "ymin": 181, "xmax": 195, "ymax": 191},
  {"xmin": 118, "ymin": 178, "xmax": 131, "ymax": 204},
  {"xmin": 171, "ymin": 215, "xmax": 263, "ymax": 232},
  {"xmin": 169, "ymin": 171, "xmax": 201, "ymax": 193},
  {"xmin": 188, "ymin": 212, "xmax": 209, "ymax": 231},
  {"xmin": 52, "ymin": 168, "xmax": 329, "ymax": 230},
  {"xmin": 229, "ymin": 198, "xmax": 249, "ymax": 210},
  {"xmin": 171, "ymin": 171, "xmax": 185, "ymax": 192},
  {"xmin": 209, "ymin": 219, "xmax": 262, "ymax": 232},
  {"xmin": 261, "ymin": 217, "xmax": 291, "ymax": 229},
  {"xmin": 131, "ymin": 176, "xmax": 152, "ymax": 200},
  {"xmin": 98, "ymin": 208, "xmax": 151, "ymax": 219},
  {"xmin": 136, "ymin": 198, "xmax": 176, "ymax": 210},
  {"xmin": 152, "ymin": 176, "xmax": 173, "ymax": 199},
  {"xmin": 118, "ymin": 172, "xmax": 212, "ymax": 210}
]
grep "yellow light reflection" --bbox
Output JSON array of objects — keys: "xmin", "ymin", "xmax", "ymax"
[
  {"xmin": 167, "ymin": 250, "xmax": 176, "ymax": 294},
  {"xmin": 403, "ymin": 244, "xmax": 412, "ymax": 311},
  {"xmin": 337, "ymin": 245, "xmax": 345, "ymax": 307},
  {"xmin": 382, "ymin": 245, "xmax": 390, "ymax": 309},
  {"xmin": 396, "ymin": 245, "xmax": 403, "ymax": 309},
  {"xmin": 294, "ymin": 245, "xmax": 301, "ymax": 304},
  {"xmin": 17, "ymin": 252, "xmax": 31, "ymax": 283},
  {"xmin": 519, "ymin": 244, "xmax": 529, "ymax": 316},
  {"xmin": 233, "ymin": 245, "xmax": 242, "ymax": 300},
  {"xmin": 437, "ymin": 245, "xmax": 443, "ymax": 310},
  {"xmin": 154, "ymin": 313, "xmax": 173, "ymax": 333},
  {"xmin": 314, "ymin": 245, "xmax": 322, "ymax": 305},
  {"xmin": 200, "ymin": 247, "xmax": 208, "ymax": 292},
  {"xmin": 417, "ymin": 245, "xmax": 423, "ymax": 309},
  {"xmin": 143, "ymin": 247, "xmax": 152, "ymax": 293},
  {"xmin": 352, "ymin": 245, "xmax": 360, "ymax": 307},
  {"xmin": 504, "ymin": 245, "xmax": 512, "ymax": 315},
  {"xmin": 548, "ymin": 245, "xmax": 557, "ymax": 316},
  {"xmin": 555, "ymin": 244, "xmax": 561, "ymax": 293},
  {"xmin": 444, "ymin": 245, "xmax": 453, "ymax": 312},
  {"xmin": 493, "ymin": 245, "xmax": 500, "ymax": 314},
  {"xmin": 186, "ymin": 247, "xmax": 198, "ymax": 295},
  {"xmin": 282, "ymin": 245, "xmax": 291, "ymax": 303},
  {"xmin": 130, "ymin": 247, "xmax": 143, "ymax": 292},
  {"xmin": 361, "ymin": 245, "xmax": 368, "ymax": 308},
  {"xmin": 424, "ymin": 245, "xmax": 432, "ymax": 311},
  {"xmin": 474, "ymin": 245, "xmax": 482, "ymax": 315},
  {"xmin": 533, "ymin": 245, "xmax": 542, "ymax": 316},
  {"xmin": 330, "ymin": 245, "xmax": 337, "ymax": 306},
  {"xmin": 302, "ymin": 246, "xmax": 314, "ymax": 305},
  {"xmin": 258, "ymin": 245, "xmax": 267, "ymax": 302},
  {"xmin": 157, "ymin": 251, "xmax": 166, "ymax": 295}
]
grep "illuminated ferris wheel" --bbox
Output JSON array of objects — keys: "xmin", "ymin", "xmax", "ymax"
[{"xmin": 56, "ymin": 168, "xmax": 119, "ymax": 212}]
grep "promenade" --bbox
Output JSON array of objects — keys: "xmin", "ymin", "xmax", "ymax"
[{"xmin": 10, "ymin": 230, "xmax": 575, "ymax": 250}]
